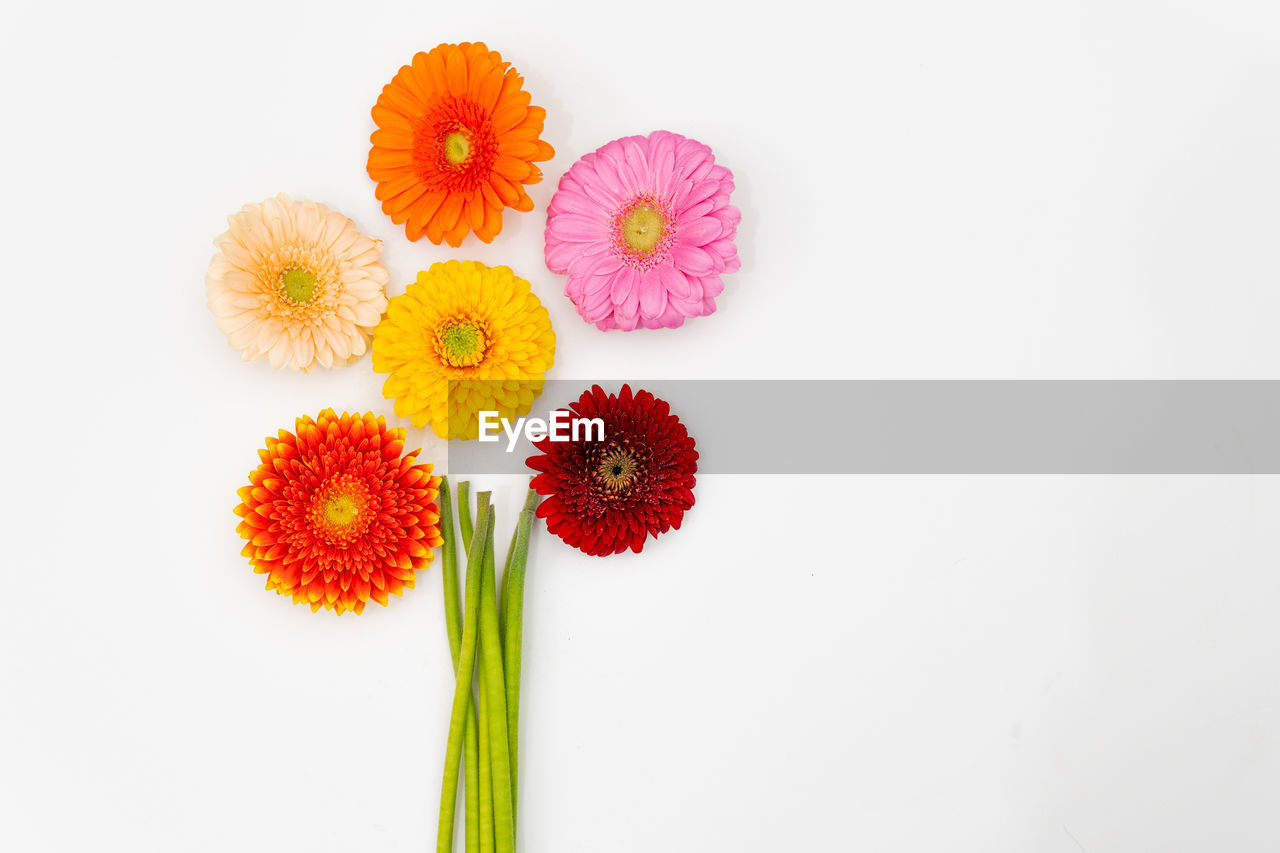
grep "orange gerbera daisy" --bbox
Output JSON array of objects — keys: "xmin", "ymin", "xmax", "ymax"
[
  {"xmin": 367, "ymin": 42, "xmax": 555, "ymax": 247},
  {"xmin": 234, "ymin": 409, "xmax": 442, "ymax": 614}
]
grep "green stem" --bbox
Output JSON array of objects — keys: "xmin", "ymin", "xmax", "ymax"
[
  {"xmin": 439, "ymin": 478, "xmax": 463, "ymax": 664},
  {"xmin": 437, "ymin": 494, "xmax": 491, "ymax": 853},
  {"xmin": 478, "ymin": 514, "xmax": 515, "ymax": 853},
  {"xmin": 463, "ymin": 713, "xmax": 479, "ymax": 853},
  {"xmin": 477, "ymin": 669, "xmax": 494, "ymax": 853},
  {"xmin": 458, "ymin": 481, "xmax": 474, "ymax": 550},
  {"xmin": 502, "ymin": 487, "xmax": 540, "ymax": 831},
  {"xmin": 470, "ymin": 488, "xmax": 493, "ymax": 853},
  {"xmin": 498, "ymin": 525, "xmax": 518, "ymax": 648},
  {"xmin": 440, "ymin": 479, "xmax": 480, "ymax": 853}
]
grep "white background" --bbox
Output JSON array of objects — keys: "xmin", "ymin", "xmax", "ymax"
[{"xmin": 2, "ymin": 0, "xmax": 1279, "ymax": 850}]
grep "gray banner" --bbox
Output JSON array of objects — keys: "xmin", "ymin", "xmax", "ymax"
[{"xmin": 446, "ymin": 381, "xmax": 1280, "ymax": 474}]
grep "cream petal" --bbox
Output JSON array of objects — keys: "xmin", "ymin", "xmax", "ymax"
[
  {"xmin": 218, "ymin": 311, "xmax": 259, "ymax": 339},
  {"xmin": 254, "ymin": 320, "xmax": 283, "ymax": 356},
  {"xmin": 294, "ymin": 333, "xmax": 314, "ymax": 368},
  {"xmin": 296, "ymin": 200, "xmax": 324, "ymax": 242},
  {"xmin": 351, "ymin": 303, "xmax": 382, "ymax": 327},
  {"xmin": 227, "ymin": 317, "xmax": 264, "ymax": 348},
  {"xmin": 314, "ymin": 330, "xmax": 335, "ymax": 368},
  {"xmin": 217, "ymin": 241, "xmax": 258, "ymax": 270},
  {"xmin": 327, "ymin": 214, "xmax": 359, "ymax": 252},
  {"xmin": 267, "ymin": 332, "xmax": 292, "ymax": 368}
]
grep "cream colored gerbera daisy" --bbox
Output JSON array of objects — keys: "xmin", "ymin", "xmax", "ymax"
[{"xmin": 206, "ymin": 194, "xmax": 389, "ymax": 371}]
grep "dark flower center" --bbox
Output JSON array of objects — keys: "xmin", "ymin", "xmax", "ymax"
[{"xmin": 596, "ymin": 448, "xmax": 639, "ymax": 492}]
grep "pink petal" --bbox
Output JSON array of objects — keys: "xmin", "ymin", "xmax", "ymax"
[
  {"xmin": 673, "ymin": 245, "xmax": 715, "ymax": 276},
  {"xmin": 681, "ymin": 180, "xmax": 720, "ymax": 212},
  {"xmin": 712, "ymin": 204, "xmax": 742, "ymax": 231},
  {"xmin": 682, "ymin": 199, "xmax": 715, "ymax": 221},
  {"xmin": 688, "ymin": 157, "xmax": 715, "ymax": 183},
  {"xmin": 620, "ymin": 269, "xmax": 641, "ymax": 319},
  {"xmin": 674, "ymin": 139, "xmax": 711, "ymax": 178},
  {"xmin": 610, "ymin": 267, "xmax": 638, "ymax": 306},
  {"xmin": 622, "ymin": 138, "xmax": 651, "ymax": 190},
  {"xmin": 616, "ymin": 303, "xmax": 640, "ymax": 331},
  {"xmin": 649, "ymin": 134, "xmax": 677, "ymax": 196},
  {"xmin": 678, "ymin": 217, "xmax": 722, "ymax": 247},
  {"xmin": 706, "ymin": 165, "xmax": 732, "ymax": 185},
  {"xmin": 574, "ymin": 251, "xmax": 623, "ymax": 279},
  {"xmin": 545, "ymin": 238, "xmax": 579, "ymax": 272},
  {"xmin": 581, "ymin": 281, "xmax": 615, "ymax": 320},
  {"xmin": 576, "ymin": 170, "xmax": 622, "ymax": 208},
  {"xmin": 659, "ymin": 263, "xmax": 692, "ymax": 299},
  {"xmin": 586, "ymin": 156, "xmax": 626, "ymax": 198},
  {"xmin": 639, "ymin": 268, "xmax": 666, "ymax": 319},
  {"xmin": 597, "ymin": 143, "xmax": 637, "ymax": 195},
  {"xmin": 548, "ymin": 213, "xmax": 607, "ymax": 242},
  {"xmin": 565, "ymin": 243, "xmax": 608, "ymax": 275},
  {"xmin": 707, "ymin": 237, "xmax": 737, "ymax": 261},
  {"xmin": 670, "ymin": 294, "xmax": 704, "ymax": 318},
  {"xmin": 548, "ymin": 187, "xmax": 593, "ymax": 216},
  {"xmin": 668, "ymin": 179, "xmax": 694, "ymax": 211},
  {"xmin": 658, "ymin": 303, "xmax": 689, "ymax": 328},
  {"xmin": 682, "ymin": 276, "xmax": 706, "ymax": 301}
]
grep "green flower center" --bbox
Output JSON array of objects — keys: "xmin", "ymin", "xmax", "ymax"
[
  {"xmin": 622, "ymin": 205, "xmax": 664, "ymax": 253},
  {"xmin": 443, "ymin": 131, "xmax": 471, "ymax": 165},
  {"xmin": 324, "ymin": 494, "xmax": 360, "ymax": 527},
  {"xmin": 438, "ymin": 320, "xmax": 488, "ymax": 367},
  {"xmin": 281, "ymin": 267, "xmax": 317, "ymax": 303}
]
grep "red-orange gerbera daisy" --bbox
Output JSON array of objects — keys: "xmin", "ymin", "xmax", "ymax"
[
  {"xmin": 367, "ymin": 42, "xmax": 555, "ymax": 246},
  {"xmin": 234, "ymin": 409, "xmax": 442, "ymax": 614}
]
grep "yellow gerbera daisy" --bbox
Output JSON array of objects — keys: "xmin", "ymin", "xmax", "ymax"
[{"xmin": 373, "ymin": 260, "xmax": 555, "ymax": 439}]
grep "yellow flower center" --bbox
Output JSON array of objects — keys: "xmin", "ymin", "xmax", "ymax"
[
  {"xmin": 437, "ymin": 319, "xmax": 488, "ymax": 367},
  {"xmin": 622, "ymin": 205, "xmax": 664, "ymax": 253},
  {"xmin": 311, "ymin": 475, "xmax": 375, "ymax": 545},
  {"xmin": 324, "ymin": 493, "xmax": 361, "ymax": 527},
  {"xmin": 281, "ymin": 267, "xmax": 317, "ymax": 303},
  {"xmin": 596, "ymin": 448, "xmax": 640, "ymax": 491},
  {"xmin": 443, "ymin": 131, "xmax": 471, "ymax": 165}
]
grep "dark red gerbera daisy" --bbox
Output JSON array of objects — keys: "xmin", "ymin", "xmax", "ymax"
[{"xmin": 526, "ymin": 384, "xmax": 698, "ymax": 556}]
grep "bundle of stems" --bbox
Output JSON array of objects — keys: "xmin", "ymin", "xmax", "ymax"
[{"xmin": 437, "ymin": 479, "xmax": 539, "ymax": 853}]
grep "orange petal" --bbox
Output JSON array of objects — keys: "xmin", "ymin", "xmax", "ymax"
[
  {"xmin": 437, "ymin": 192, "xmax": 464, "ymax": 231},
  {"xmin": 488, "ymin": 174, "xmax": 520, "ymax": 206},
  {"xmin": 493, "ymin": 155, "xmax": 532, "ymax": 181},
  {"xmin": 444, "ymin": 45, "xmax": 468, "ymax": 95},
  {"xmin": 466, "ymin": 191, "xmax": 485, "ymax": 231}
]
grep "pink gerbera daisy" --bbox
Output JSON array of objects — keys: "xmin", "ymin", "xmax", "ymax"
[{"xmin": 544, "ymin": 131, "xmax": 740, "ymax": 331}]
